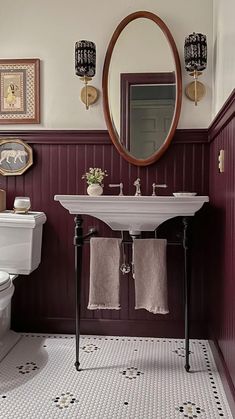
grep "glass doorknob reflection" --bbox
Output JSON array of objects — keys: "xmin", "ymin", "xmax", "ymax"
[{"xmin": 120, "ymin": 263, "xmax": 131, "ymax": 275}]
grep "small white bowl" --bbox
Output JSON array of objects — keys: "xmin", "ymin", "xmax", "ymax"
[{"xmin": 173, "ymin": 192, "xmax": 197, "ymax": 197}]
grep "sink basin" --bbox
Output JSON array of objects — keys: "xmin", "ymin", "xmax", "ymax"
[{"xmin": 54, "ymin": 195, "xmax": 209, "ymax": 235}]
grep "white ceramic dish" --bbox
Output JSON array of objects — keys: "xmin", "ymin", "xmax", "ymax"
[{"xmin": 173, "ymin": 192, "xmax": 197, "ymax": 197}]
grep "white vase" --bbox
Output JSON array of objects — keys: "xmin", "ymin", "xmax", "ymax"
[{"xmin": 87, "ymin": 183, "xmax": 103, "ymax": 196}]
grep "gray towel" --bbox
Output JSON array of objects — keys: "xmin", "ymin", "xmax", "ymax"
[
  {"xmin": 133, "ymin": 239, "xmax": 169, "ymax": 314},
  {"xmin": 88, "ymin": 238, "xmax": 122, "ymax": 310}
]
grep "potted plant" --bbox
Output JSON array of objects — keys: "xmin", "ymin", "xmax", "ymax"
[{"xmin": 82, "ymin": 167, "xmax": 108, "ymax": 196}]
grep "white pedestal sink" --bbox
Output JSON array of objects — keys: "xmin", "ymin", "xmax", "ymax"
[
  {"xmin": 54, "ymin": 195, "xmax": 209, "ymax": 235},
  {"xmin": 54, "ymin": 193, "xmax": 209, "ymax": 372}
]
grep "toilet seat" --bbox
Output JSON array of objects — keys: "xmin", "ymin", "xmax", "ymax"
[
  {"xmin": 0, "ymin": 270, "xmax": 11, "ymax": 292},
  {"xmin": 0, "ymin": 271, "xmax": 14, "ymax": 311}
]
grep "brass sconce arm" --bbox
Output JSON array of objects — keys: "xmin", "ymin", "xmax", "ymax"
[
  {"xmin": 185, "ymin": 70, "xmax": 205, "ymax": 106},
  {"xmin": 80, "ymin": 76, "xmax": 98, "ymax": 110}
]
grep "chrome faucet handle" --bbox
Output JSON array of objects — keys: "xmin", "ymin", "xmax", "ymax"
[
  {"xmin": 152, "ymin": 183, "xmax": 167, "ymax": 196},
  {"xmin": 109, "ymin": 182, "xmax": 124, "ymax": 196},
  {"xmin": 134, "ymin": 178, "xmax": 141, "ymax": 196}
]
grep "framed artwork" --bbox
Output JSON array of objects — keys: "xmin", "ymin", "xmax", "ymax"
[
  {"xmin": 0, "ymin": 138, "xmax": 33, "ymax": 176},
  {"xmin": 0, "ymin": 59, "xmax": 40, "ymax": 124}
]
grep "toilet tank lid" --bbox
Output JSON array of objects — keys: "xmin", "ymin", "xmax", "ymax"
[{"xmin": 0, "ymin": 211, "xmax": 47, "ymax": 228}]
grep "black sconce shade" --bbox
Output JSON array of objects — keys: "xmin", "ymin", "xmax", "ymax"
[
  {"xmin": 184, "ymin": 33, "xmax": 207, "ymax": 72},
  {"xmin": 75, "ymin": 40, "xmax": 96, "ymax": 77}
]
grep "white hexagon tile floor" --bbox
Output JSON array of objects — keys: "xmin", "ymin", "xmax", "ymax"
[{"xmin": 0, "ymin": 335, "xmax": 233, "ymax": 419}]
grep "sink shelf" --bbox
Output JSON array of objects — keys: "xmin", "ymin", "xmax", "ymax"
[{"xmin": 54, "ymin": 195, "xmax": 209, "ymax": 234}]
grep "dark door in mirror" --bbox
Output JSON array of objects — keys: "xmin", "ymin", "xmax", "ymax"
[{"xmin": 121, "ymin": 72, "xmax": 176, "ymax": 159}]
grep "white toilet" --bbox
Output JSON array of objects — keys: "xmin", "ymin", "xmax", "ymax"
[{"xmin": 0, "ymin": 210, "xmax": 46, "ymax": 360}]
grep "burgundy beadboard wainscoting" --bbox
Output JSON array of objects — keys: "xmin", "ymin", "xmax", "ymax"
[
  {"xmin": 208, "ymin": 90, "xmax": 235, "ymax": 410},
  {"xmin": 0, "ymin": 128, "xmax": 209, "ymax": 338}
]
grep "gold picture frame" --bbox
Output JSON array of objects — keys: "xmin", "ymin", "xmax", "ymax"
[
  {"xmin": 0, "ymin": 59, "xmax": 40, "ymax": 124},
  {"xmin": 0, "ymin": 138, "xmax": 33, "ymax": 176}
]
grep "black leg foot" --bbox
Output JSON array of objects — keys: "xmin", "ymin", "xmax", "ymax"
[
  {"xmin": 185, "ymin": 364, "xmax": 190, "ymax": 372},
  {"xmin": 183, "ymin": 217, "xmax": 192, "ymax": 374},
  {"xmin": 74, "ymin": 361, "xmax": 81, "ymax": 371}
]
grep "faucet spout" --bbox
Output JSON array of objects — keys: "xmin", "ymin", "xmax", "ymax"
[{"xmin": 134, "ymin": 178, "xmax": 141, "ymax": 196}]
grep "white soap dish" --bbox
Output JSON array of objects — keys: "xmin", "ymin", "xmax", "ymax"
[{"xmin": 173, "ymin": 192, "xmax": 197, "ymax": 197}]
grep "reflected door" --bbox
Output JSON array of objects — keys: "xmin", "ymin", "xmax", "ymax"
[
  {"xmin": 120, "ymin": 72, "xmax": 176, "ymax": 159},
  {"xmin": 130, "ymin": 99, "xmax": 175, "ymax": 159}
]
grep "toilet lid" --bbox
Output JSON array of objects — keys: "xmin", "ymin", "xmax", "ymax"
[{"xmin": 0, "ymin": 270, "xmax": 11, "ymax": 292}]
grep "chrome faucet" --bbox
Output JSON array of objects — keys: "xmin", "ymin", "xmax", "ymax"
[
  {"xmin": 152, "ymin": 182, "xmax": 167, "ymax": 196},
  {"xmin": 134, "ymin": 178, "xmax": 141, "ymax": 196},
  {"xmin": 109, "ymin": 182, "xmax": 124, "ymax": 195}
]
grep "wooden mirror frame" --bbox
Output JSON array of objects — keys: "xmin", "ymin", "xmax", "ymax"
[{"xmin": 102, "ymin": 11, "xmax": 182, "ymax": 166}]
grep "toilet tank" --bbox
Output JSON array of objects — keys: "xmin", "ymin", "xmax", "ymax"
[{"xmin": 0, "ymin": 211, "xmax": 47, "ymax": 275}]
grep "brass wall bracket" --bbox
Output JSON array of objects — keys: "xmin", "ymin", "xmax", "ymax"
[
  {"xmin": 79, "ymin": 76, "xmax": 98, "ymax": 110},
  {"xmin": 185, "ymin": 70, "xmax": 206, "ymax": 106},
  {"xmin": 80, "ymin": 85, "xmax": 98, "ymax": 109},
  {"xmin": 185, "ymin": 81, "xmax": 205, "ymax": 104}
]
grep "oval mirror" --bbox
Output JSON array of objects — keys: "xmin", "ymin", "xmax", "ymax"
[{"xmin": 102, "ymin": 11, "xmax": 182, "ymax": 166}]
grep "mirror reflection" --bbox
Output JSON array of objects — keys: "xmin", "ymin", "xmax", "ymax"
[{"xmin": 108, "ymin": 18, "xmax": 176, "ymax": 160}]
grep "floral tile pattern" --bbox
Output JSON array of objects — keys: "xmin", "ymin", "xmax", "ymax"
[
  {"xmin": 52, "ymin": 392, "xmax": 79, "ymax": 409},
  {"xmin": 81, "ymin": 343, "xmax": 100, "ymax": 353},
  {"xmin": 16, "ymin": 361, "xmax": 39, "ymax": 375},
  {"xmin": 0, "ymin": 334, "xmax": 232, "ymax": 418},
  {"xmin": 172, "ymin": 346, "xmax": 193, "ymax": 358},
  {"xmin": 121, "ymin": 366, "xmax": 144, "ymax": 379},
  {"xmin": 176, "ymin": 401, "xmax": 205, "ymax": 418}
]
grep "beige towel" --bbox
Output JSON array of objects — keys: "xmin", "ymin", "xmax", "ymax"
[
  {"xmin": 133, "ymin": 239, "xmax": 169, "ymax": 314},
  {"xmin": 88, "ymin": 238, "xmax": 122, "ymax": 310}
]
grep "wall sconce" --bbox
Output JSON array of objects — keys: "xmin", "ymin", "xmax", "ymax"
[
  {"xmin": 75, "ymin": 40, "xmax": 98, "ymax": 110},
  {"xmin": 184, "ymin": 33, "xmax": 207, "ymax": 106}
]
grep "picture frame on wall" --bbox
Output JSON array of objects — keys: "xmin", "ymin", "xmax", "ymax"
[
  {"xmin": 0, "ymin": 138, "xmax": 33, "ymax": 176},
  {"xmin": 0, "ymin": 58, "xmax": 40, "ymax": 124}
]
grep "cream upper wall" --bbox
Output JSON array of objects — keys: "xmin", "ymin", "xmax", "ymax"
[
  {"xmin": 0, "ymin": 0, "xmax": 213, "ymax": 130},
  {"xmin": 213, "ymin": 0, "xmax": 235, "ymax": 117}
]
